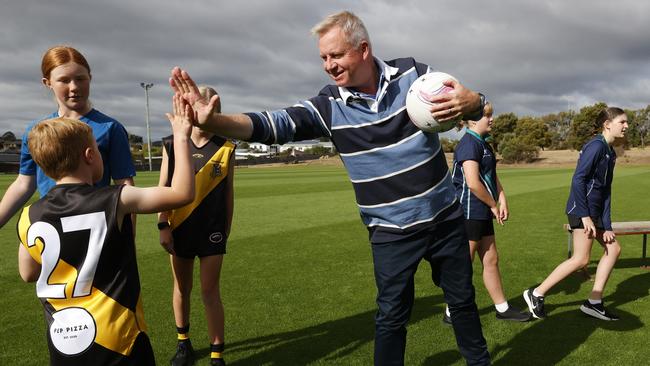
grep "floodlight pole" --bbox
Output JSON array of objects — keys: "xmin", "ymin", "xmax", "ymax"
[{"xmin": 140, "ymin": 82, "xmax": 154, "ymax": 171}]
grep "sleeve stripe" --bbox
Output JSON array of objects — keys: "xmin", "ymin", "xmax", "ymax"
[
  {"xmin": 303, "ymin": 100, "xmax": 332, "ymax": 136},
  {"xmin": 263, "ymin": 111, "xmax": 278, "ymax": 144}
]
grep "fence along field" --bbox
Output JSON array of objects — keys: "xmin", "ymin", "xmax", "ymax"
[{"xmin": 1, "ymin": 164, "xmax": 649, "ymax": 365}]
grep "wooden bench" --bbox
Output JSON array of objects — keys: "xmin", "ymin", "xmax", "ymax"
[{"xmin": 564, "ymin": 221, "xmax": 650, "ymax": 268}]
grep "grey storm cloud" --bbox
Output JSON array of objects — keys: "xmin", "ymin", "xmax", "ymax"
[{"xmin": 1, "ymin": 0, "xmax": 649, "ymax": 141}]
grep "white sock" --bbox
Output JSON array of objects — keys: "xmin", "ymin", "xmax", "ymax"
[
  {"xmin": 588, "ymin": 298, "xmax": 602, "ymax": 305},
  {"xmin": 445, "ymin": 306, "xmax": 451, "ymax": 317},
  {"xmin": 495, "ymin": 302, "xmax": 509, "ymax": 313},
  {"xmin": 532, "ymin": 288, "xmax": 544, "ymax": 298}
]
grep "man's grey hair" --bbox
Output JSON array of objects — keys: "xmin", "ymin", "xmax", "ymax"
[{"xmin": 311, "ymin": 11, "xmax": 371, "ymax": 49}]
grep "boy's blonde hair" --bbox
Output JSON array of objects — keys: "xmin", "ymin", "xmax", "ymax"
[
  {"xmin": 28, "ymin": 118, "xmax": 95, "ymax": 180},
  {"xmin": 198, "ymin": 85, "xmax": 221, "ymax": 113}
]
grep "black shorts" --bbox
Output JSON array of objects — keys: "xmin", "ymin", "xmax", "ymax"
[
  {"xmin": 173, "ymin": 231, "xmax": 227, "ymax": 259},
  {"xmin": 127, "ymin": 332, "xmax": 155, "ymax": 365},
  {"xmin": 567, "ymin": 214, "xmax": 605, "ymax": 230},
  {"xmin": 464, "ymin": 219, "xmax": 495, "ymax": 241}
]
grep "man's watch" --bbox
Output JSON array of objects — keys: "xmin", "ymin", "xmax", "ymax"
[
  {"xmin": 464, "ymin": 93, "xmax": 487, "ymax": 121},
  {"xmin": 157, "ymin": 221, "xmax": 170, "ymax": 230}
]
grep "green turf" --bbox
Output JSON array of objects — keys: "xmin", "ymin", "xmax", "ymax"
[{"xmin": 1, "ymin": 164, "xmax": 649, "ymax": 365}]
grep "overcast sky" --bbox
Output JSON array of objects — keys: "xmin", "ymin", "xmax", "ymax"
[{"xmin": 1, "ymin": 0, "xmax": 649, "ymax": 141}]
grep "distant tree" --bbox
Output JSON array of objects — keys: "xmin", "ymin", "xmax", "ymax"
[
  {"xmin": 278, "ymin": 147, "xmax": 294, "ymax": 158},
  {"xmin": 141, "ymin": 144, "xmax": 163, "ymax": 158},
  {"xmin": 627, "ymin": 105, "xmax": 650, "ymax": 148},
  {"xmin": 542, "ymin": 110, "xmax": 574, "ymax": 150},
  {"xmin": 128, "ymin": 133, "xmax": 143, "ymax": 144},
  {"xmin": 151, "ymin": 146, "xmax": 163, "ymax": 157},
  {"xmin": 491, "ymin": 113, "xmax": 518, "ymax": 152},
  {"xmin": 131, "ymin": 150, "xmax": 144, "ymax": 163},
  {"xmin": 440, "ymin": 137, "xmax": 459, "ymax": 153},
  {"xmin": 1, "ymin": 131, "xmax": 16, "ymax": 141},
  {"xmin": 304, "ymin": 145, "xmax": 332, "ymax": 156},
  {"xmin": 499, "ymin": 133, "xmax": 539, "ymax": 163},
  {"xmin": 568, "ymin": 102, "xmax": 607, "ymax": 151},
  {"xmin": 515, "ymin": 116, "xmax": 553, "ymax": 150}
]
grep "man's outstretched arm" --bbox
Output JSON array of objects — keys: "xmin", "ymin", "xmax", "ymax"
[{"xmin": 170, "ymin": 67, "xmax": 253, "ymax": 140}]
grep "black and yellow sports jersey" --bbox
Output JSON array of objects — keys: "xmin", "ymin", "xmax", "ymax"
[
  {"xmin": 17, "ymin": 184, "xmax": 153, "ymax": 365},
  {"xmin": 163, "ymin": 135, "xmax": 235, "ymax": 258}
]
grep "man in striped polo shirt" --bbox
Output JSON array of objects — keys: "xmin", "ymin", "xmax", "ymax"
[{"xmin": 170, "ymin": 10, "xmax": 490, "ymax": 366}]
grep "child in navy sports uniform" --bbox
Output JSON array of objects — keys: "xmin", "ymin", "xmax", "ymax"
[
  {"xmin": 524, "ymin": 107, "xmax": 629, "ymax": 321},
  {"xmin": 450, "ymin": 103, "xmax": 531, "ymax": 323}
]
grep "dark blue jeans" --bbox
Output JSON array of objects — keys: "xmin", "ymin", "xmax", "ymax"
[{"xmin": 371, "ymin": 217, "xmax": 490, "ymax": 366}]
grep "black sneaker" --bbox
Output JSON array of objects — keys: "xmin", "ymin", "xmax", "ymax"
[
  {"xmin": 523, "ymin": 287, "xmax": 546, "ymax": 319},
  {"xmin": 496, "ymin": 305, "xmax": 532, "ymax": 322},
  {"xmin": 580, "ymin": 300, "xmax": 619, "ymax": 321},
  {"xmin": 170, "ymin": 340, "xmax": 195, "ymax": 366},
  {"xmin": 442, "ymin": 312, "xmax": 452, "ymax": 326},
  {"xmin": 210, "ymin": 358, "xmax": 226, "ymax": 366}
]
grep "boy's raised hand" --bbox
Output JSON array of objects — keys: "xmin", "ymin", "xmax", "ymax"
[
  {"xmin": 169, "ymin": 67, "xmax": 220, "ymax": 127},
  {"xmin": 117, "ymin": 93, "xmax": 194, "ymax": 219},
  {"xmin": 166, "ymin": 93, "xmax": 194, "ymax": 138}
]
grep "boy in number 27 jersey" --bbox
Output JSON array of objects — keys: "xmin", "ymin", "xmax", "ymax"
[{"xmin": 17, "ymin": 94, "xmax": 195, "ymax": 365}]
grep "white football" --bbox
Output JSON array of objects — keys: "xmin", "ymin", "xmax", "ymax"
[{"xmin": 406, "ymin": 72, "xmax": 460, "ymax": 133}]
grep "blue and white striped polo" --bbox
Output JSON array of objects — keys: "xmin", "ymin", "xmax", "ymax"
[{"xmin": 246, "ymin": 57, "xmax": 475, "ymax": 241}]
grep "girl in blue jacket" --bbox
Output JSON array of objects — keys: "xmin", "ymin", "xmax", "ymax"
[{"xmin": 524, "ymin": 107, "xmax": 628, "ymax": 321}]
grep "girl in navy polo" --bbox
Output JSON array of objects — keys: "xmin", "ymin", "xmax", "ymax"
[
  {"xmin": 524, "ymin": 107, "xmax": 628, "ymax": 321},
  {"xmin": 449, "ymin": 103, "xmax": 531, "ymax": 323}
]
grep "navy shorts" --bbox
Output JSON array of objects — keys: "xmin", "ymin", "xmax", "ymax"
[
  {"xmin": 464, "ymin": 219, "xmax": 495, "ymax": 241},
  {"xmin": 127, "ymin": 333, "xmax": 155, "ymax": 365},
  {"xmin": 567, "ymin": 214, "xmax": 605, "ymax": 231},
  {"xmin": 173, "ymin": 231, "xmax": 227, "ymax": 259}
]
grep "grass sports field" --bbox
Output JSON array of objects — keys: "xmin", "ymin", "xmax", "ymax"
[{"xmin": 1, "ymin": 164, "xmax": 649, "ymax": 365}]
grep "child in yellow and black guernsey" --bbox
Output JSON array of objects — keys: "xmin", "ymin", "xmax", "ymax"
[
  {"xmin": 17, "ymin": 94, "xmax": 195, "ymax": 365},
  {"xmin": 158, "ymin": 86, "xmax": 235, "ymax": 366}
]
